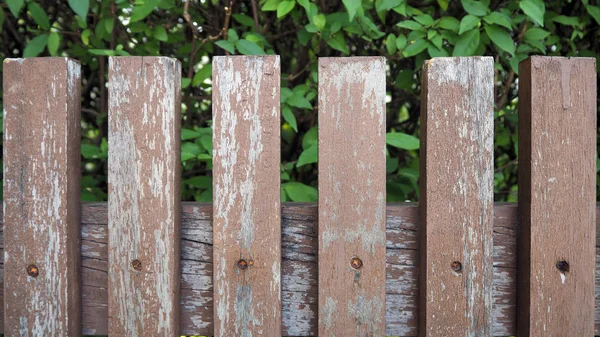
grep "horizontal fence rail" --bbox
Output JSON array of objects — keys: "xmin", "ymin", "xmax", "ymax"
[{"xmin": 2, "ymin": 56, "xmax": 597, "ymax": 336}]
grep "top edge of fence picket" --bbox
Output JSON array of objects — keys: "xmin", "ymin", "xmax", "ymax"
[
  {"xmin": 212, "ymin": 54, "xmax": 279, "ymax": 60},
  {"xmin": 3, "ymin": 57, "xmax": 81, "ymax": 65}
]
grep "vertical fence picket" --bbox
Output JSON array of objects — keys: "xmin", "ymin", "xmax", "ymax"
[
  {"xmin": 517, "ymin": 56, "xmax": 596, "ymax": 336},
  {"xmin": 3, "ymin": 58, "xmax": 82, "ymax": 336},
  {"xmin": 318, "ymin": 57, "xmax": 387, "ymax": 336},
  {"xmin": 419, "ymin": 57, "xmax": 494, "ymax": 336},
  {"xmin": 107, "ymin": 57, "xmax": 182, "ymax": 335},
  {"xmin": 212, "ymin": 56, "xmax": 281, "ymax": 336}
]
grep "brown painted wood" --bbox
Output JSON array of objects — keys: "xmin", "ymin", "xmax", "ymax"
[
  {"xmin": 517, "ymin": 56, "xmax": 596, "ymax": 336},
  {"xmin": 3, "ymin": 203, "xmax": 600, "ymax": 335},
  {"xmin": 212, "ymin": 56, "xmax": 281, "ymax": 336},
  {"xmin": 419, "ymin": 57, "xmax": 495, "ymax": 336},
  {"xmin": 2, "ymin": 58, "xmax": 82, "ymax": 336},
  {"xmin": 318, "ymin": 57, "xmax": 387, "ymax": 336},
  {"xmin": 107, "ymin": 57, "xmax": 182, "ymax": 335}
]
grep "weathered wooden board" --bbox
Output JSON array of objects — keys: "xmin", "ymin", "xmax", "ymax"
[
  {"xmin": 318, "ymin": 57, "xmax": 387, "ymax": 336},
  {"xmin": 212, "ymin": 56, "xmax": 281, "ymax": 336},
  {"xmin": 107, "ymin": 57, "xmax": 182, "ymax": 335},
  {"xmin": 2, "ymin": 58, "xmax": 82, "ymax": 336},
  {"xmin": 419, "ymin": 57, "xmax": 494, "ymax": 336},
  {"xmin": 3, "ymin": 203, "xmax": 600, "ymax": 335},
  {"xmin": 517, "ymin": 56, "xmax": 596, "ymax": 336}
]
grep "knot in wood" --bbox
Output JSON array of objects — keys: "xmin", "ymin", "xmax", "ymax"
[
  {"xmin": 27, "ymin": 264, "xmax": 39, "ymax": 277},
  {"xmin": 131, "ymin": 259, "xmax": 142, "ymax": 271},
  {"xmin": 556, "ymin": 260, "xmax": 569, "ymax": 273},
  {"xmin": 451, "ymin": 261, "xmax": 462, "ymax": 273},
  {"xmin": 350, "ymin": 256, "xmax": 363, "ymax": 269},
  {"xmin": 237, "ymin": 259, "xmax": 248, "ymax": 270}
]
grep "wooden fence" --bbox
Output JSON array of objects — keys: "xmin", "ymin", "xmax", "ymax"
[{"xmin": 1, "ymin": 55, "xmax": 597, "ymax": 336}]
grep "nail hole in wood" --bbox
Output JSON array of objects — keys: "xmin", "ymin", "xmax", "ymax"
[
  {"xmin": 131, "ymin": 259, "xmax": 142, "ymax": 271},
  {"xmin": 451, "ymin": 261, "xmax": 462, "ymax": 273},
  {"xmin": 556, "ymin": 260, "xmax": 569, "ymax": 273},
  {"xmin": 237, "ymin": 259, "xmax": 248, "ymax": 270},
  {"xmin": 27, "ymin": 264, "xmax": 39, "ymax": 277}
]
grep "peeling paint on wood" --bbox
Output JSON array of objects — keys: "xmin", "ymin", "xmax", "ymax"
[
  {"xmin": 420, "ymin": 57, "xmax": 494, "ymax": 336},
  {"xmin": 3, "ymin": 57, "xmax": 82, "ymax": 336},
  {"xmin": 107, "ymin": 57, "xmax": 182, "ymax": 335},
  {"xmin": 318, "ymin": 57, "xmax": 387, "ymax": 336},
  {"xmin": 518, "ymin": 56, "xmax": 596, "ymax": 336},
  {"xmin": 3, "ymin": 203, "xmax": 600, "ymax": 335},
  {"xmin": 212, "ymin": 56, "xmax": 281, "ymax": 337}
]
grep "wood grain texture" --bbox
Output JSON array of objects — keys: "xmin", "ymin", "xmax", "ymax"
[
  {"xmin": 419, "ymin": 57, "xmax": 494, "ymax": 336},
  {"xmin": 107, "ymin": 57, "xmax": 182, "ymax": 335},
  {"xmin": 3, "ymin": 203, "xmax": 600, "ymax": 335},
  {"xmin": 517, "ymin": 56, "xmax": 596, "ymax": 336},
  {"xmin": 212, "ymin": 56, "xmax": 281, "ymax": 337},
  {"xmin": 2, "ymin": 58, "xmax": 81, "ymax": 336},
  {"xmin": 317, "ymin": 57, "xmax": 387, "ymax": 336}
]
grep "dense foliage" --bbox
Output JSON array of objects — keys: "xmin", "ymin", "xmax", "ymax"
[{"xmin": 0, "ymin": 0, "xmax": 598, "ymax": 202}]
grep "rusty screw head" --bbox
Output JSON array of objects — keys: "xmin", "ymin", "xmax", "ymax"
[
  {"xmin": 451, "ymin": 261, "xmax": 462, "ymax": 273},
  {"xmin": 27, "ymin": 264, "xmax": 39, "ymax": 277},
  {"xmin": 350, "ymin": 256, "xmax": 363, "ymax": 269},
  {"xmin": 556, "ymin": 260, "xmax": 569, "ymax": 273},
  {"xmin": 237, "ymin": 259, "xmax": 248, "ymax": 270},
  {"xmin": 248, "ymin": 259, "xmax": 254, "ymax": 267},
  {"xmin": 131, "ymin": 259, "xmax": 142, "ymax": 271}
]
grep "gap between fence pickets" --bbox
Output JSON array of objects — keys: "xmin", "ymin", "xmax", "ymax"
[{"xmin": 0, "ymin": 202, "xmax": 599, "ymax": 336}]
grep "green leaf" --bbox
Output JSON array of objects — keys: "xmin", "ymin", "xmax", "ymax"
[
  {"xmin": 585, "ymin": 5, "xmax": 600, "ymax": 25},
  {"xmin": 68, "ymin": 0, "xmax": 89, "ymax": 20},
  {"xmin": 377, "ymin": 0, "xmax": 403, "ymax": 12},
  {"xmin": 153, "ymin": 26, "xmax": 168, "ymax": 41},
  {"xmin": 438, "ymin": 17, "xmax": 460, "ymax": 33},
  {"xmin": 28, "ymin": 3, "xmax": 50, "ymax": 30},
  {"xmin": 397, "ymin": 20, "xmax": 422, "ymax": 30},
  {"xmin": 227, "ymin": 29, "xmax": 239, "ymax": 42},
  {"xmin": 233, "ymin": 14, "xmax": 255, "ymax": 27},
  {"xmin": 452, "ymin": 28, "xmax": 480, "ymax": 56},
  {"xmin": 215, "ymin": 40, "xmax": 235, "ymax": 53},
  {"xmin": 484, "ymin": 12, "xmax": 512, "ymax": 29},
  {"xmin": 88, "ymin": 49, "xmax": 117, "ymax": 56},
  {"xmin": 235, "ymin": 39, "xmax": 265, "ymax": 55},
  {"xmin": 520, "ymin": 0, "xmax": 545, "ymax": 26},
  {"xmin": 326, "ymin": 33, "xmax": 349, "ymax": 54},
  {"xmin": 192, "ymin": 64, "xmax": 212, "ymax": 86},
  {"xmin": 484, "ymin": 24, "xmax": 515, "ymax": 55},
  {"xmin": 402, "ymin": 38, "xmax": 428, "ymax": 57},
  {"xmin": 184, "ymin": 176, "xmax": 212, "ymax": 189},
  {"xmin": 23, "ymin": 34, "xmax": 49, "ymax": 57},
  {"xmin": 181, "ymin": 142, "xmax": 201, "ymax": 161},
  {"xmin": 7, "ymin": 0, "xmax": 24, "ymax": 17},
  {"xmin": 200, "ymin": 135, "xmax": 212, "ymax": 153},
  {"xmin": 130, "ymin": 0, "xmax": 158, "ymax": 22},
  {"xmin": 552, "ymin": 15, "xmax": 579, "ymax": 26},
  {"xmin": 277, "ymin": 0, "xmax": 295, "ymax": 18},
  {"xmin": 414, "ymin": 14, "xmax": 434, "ymax": 26},
  {"xmin": 282, "ymin": 106, "xmax": 298, "ymax": 132},
  {"xmin": 461, "ymin": 0, "xmax": 488, "ymax": 16},
  {"xmin": 524, "ymin": 27, "xmax": 549, "ymax": 40},
  {"xmin": 395, "ymin": 34, "xmax": 407, "ymax": 49},
  {"xmin": 282, "ymin": 182, "xmax": 318, "ymax": 202},
  {"xmin": 182, "ymin": 78, "xmax": 192, "ymax": 89},
  {"xmin": 287, "ymin": 93, "xmax": 312, "ymax": 109},
  {"xmin": 438, "ymin": 0, "xmax": 449, "ymax": 11},
  {"xmin": 262, "ymin": 0, "xmax": 281, "ymax": 11},
  {"xmin": 181, "ymin": 128, "xmax": 203, "ymax": 140},
  {"xmin": 105, "ymin": 18, "xmax": 115, "ymax": 33},
  {"xmin": 302, "ymin": 126, "xmax": 318, "ymax": 149},
  {"xmin": 297, "ymin": 144, "xmax": 317, "ymax": 167},
  {"xmin": 81, "ymin": 144, "xmax": 101, "ymax": 159},
  {"xmin": 386, "ymin": 132, "xmax": 419, "ymax": 150},
  {"xmin": 459, "ymin": 14, "xmax": 480, "ymax": 35},
  {"xmin": 47, "ymin": 32, "xmax": 60, "ymax": 56},
  {"xmin": 312, "ymin": 13, "xmax": 326, "ymax": 30},
  {"xmin": 342, "ymin": 0, "xmax": 362, "ymax": 22},
  {"xmin": 395, "ymin": 69, "xmax": 414, "ymax": 90},
  {"xmin": 386, "ymin": 34, "xmax": 397, "ymax": 54},
  {"xmin": 81, "ymin": 28, "xmax": 91, "ymax": 45}
]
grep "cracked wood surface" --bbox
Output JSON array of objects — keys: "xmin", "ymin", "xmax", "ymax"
[
  {"xmin": 517, "ymin": 56, "xmax": 596, "ymax": 336},
  {"xmin": 318, "ymin": 57, "xmax": 387, "ymax": 336},
  {"xmin": 419, "ymin": 57, "xmax": 495, "ymax": 336},
  {"xmin": 107, "ymin": 57, "xmax": 182, "ymax": 335},
  {"xmin": 3, "ymin": 58, "xmax": 82, "ymax": 336},
  {"xmin": 212, "ymin": 56, "xmax": 281, "ymax": 337}
]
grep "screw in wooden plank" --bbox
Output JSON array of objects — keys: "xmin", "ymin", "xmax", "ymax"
[
  {"xmin": 27, "ymin": 264, "xmax": 39, "ymax": 277},
  {"xmin": 248, "ymin": 259, "xmax": 254, "ymax": 267},
  {"xmin": 350, "ymin": 256, "xmax": 363, "ymax": 269},
  {"xmin": 451, "ymin": 261, "xmax": 462, "ymax": 273},
  {"xmin": 237, "ymin": 259, "xmax": 248, "ymax": 270},
  {"xmin": 131, "ymin": 259, "xmax": 142, "ymax": 271},
  {"xmin": 556, "ymin": 260, "xmax": 569, "ymax": 273}
]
